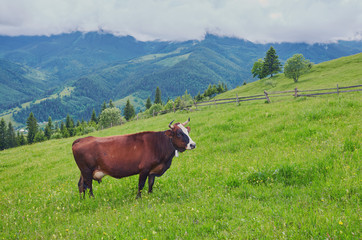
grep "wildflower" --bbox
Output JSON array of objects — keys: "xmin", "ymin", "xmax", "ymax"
[{"xmin": 339, "ymin": 221, "xmax": 343, "ymax": 225}]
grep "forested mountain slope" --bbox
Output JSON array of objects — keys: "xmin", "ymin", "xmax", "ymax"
[{"xmin": 1, "ymin": 32, "xmax": 361, "ymax": 124}]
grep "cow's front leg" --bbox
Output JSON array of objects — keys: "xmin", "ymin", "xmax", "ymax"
[
  {"xmin": 148, "ymin": 175, "xmax": 155, "ymax": 194},
  {"xmin": 137, "ymin": 172, "xmax": 148, "ymax": 199}
]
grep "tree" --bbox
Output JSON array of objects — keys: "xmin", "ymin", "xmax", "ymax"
[
  {"xmin": 109, "ymin": 99, "xmax": 115, "ymax": 108},
  {"xmin": 101, "ymin": 101, "xmax": 107, "ymax": 112},
  {"xmin": 217, "ymin": 82, "xmax": 225, "ymax": 93},
  {"xmin": 26, "ymin": 112, "xmax": 38, "ymax": 144},
  {"xmin": 17, "ymin": 132, "xmax": 26, "ymax": 146},
  {"xmin": 262, "ymin": 46, "xmax": 282, "ymax": 77},
  {"xmin": 123, "ymin": 99, "xmax": 135, "ymax": 121},
  {"xmin": 145, "ymin": 97, "xmax": 152, "ymax": 109},
  {"xmin": 180, "ymin": 90, "xmax": 193, "ymax": 108},
  {"xmin": 284, "ymin": 54, "xmax": 312, "ymax": 83},
  {"xmin": 47, "ymin": 116, "xmax": 53, "ymax": 130},
  {"xmin": 251, "ymin": 58, "xmax": 267, "ymax": 79},
  {"xmin": 65, "ymin": 114, "xmax": 75, "ymax": 137},
  {"xmin": 44, "ymin": 116, "xmax": 53, "ymax": 140},
  {"xmin": 99, "ymin": 107, "xmax": 123, "ymax": 128},
  {"xmin": 44, "ymin": 125, "xmax": 52, "ymax": 140},
  {"xmin": 6, "ymin": 122, "xmax": 17, "ymax": 148},
  {"xmin": 90, "ymin": 109, "xmax": 98, "ymax": 123},
  {"xmin": 34, "ymin": 130, "xmax": 46, "ymax": 143},
  {"xmin": 163, "ymin": 99, "xmax": 174, "ymax": 112},
  {"xmin": 195, "ymin": 92, "xmax": 202, "ymax": 102},
  {"xmin": 154, "ymin": 87, "xmax": 162, "ymax": 105},
  {"xmin": 148, "ymin": 104, "xmax": 163, "ymax": 116},
  {"xmin": 0, "ymin": 118, "xmax": 6, "ymax": 150}
]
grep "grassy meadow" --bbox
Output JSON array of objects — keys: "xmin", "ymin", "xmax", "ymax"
[{"xmin": 0, "ymin": 54, "xmax": 361, "ymax": 239}]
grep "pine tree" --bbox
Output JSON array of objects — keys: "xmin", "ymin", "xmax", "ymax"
[
  {"xmin": 65, "ymin": 114, "xmax": 72, "ymax": 129},
  {"xmin": 145, "ymin": 97, "xmax": 152, "ymax": 109},
  {"xmin": 123, "ymin": 99, "xmax": 135, "ymax": 121},
  {"xmin": 44, "ymin": 116, "xmax": 53, "ymax": 140},
  {"xmin": 101, "ymin": 101, "xmax": 107, "ymax": 112},
  {"xmin": 217, "ymin": 82, "xmax": 224, "ymax": 93},
  {"xmin": 47, "ymin": 116, "xmax": 53, "ymax": 130},
  {"xmin": 109, "ymin": 99, "xmax": 115, "ymax": 108},
  {"xmin": 262, "ymin": 46, "xmax": 282, "ymax": 77},
  {"xmin": 44, "ymin": 125, "xmax": 52, "ymax": 140},
  {"xmin": 90, "ymin": 109, "xmax": 98, "ymax": 123},
  {"xmin": 6, "ymin": 122, "xmax": 17, "ymax": 148},
  {"xmin": 65, "ymin": 114, "xmax": 75, "ymax": 137},
  {"xmin": 26, "ymin": 112, "xmax": 38, "ymax": 144},
  {"xmin": 19, "ymin": 133, "xmax": 26, "ymax": 145},
  {"xmin": 154, "ymin": 87, "xmax": 162, "ymax": 105},
  {"xmin": 0, "ymin": 118, "xmax": 7, "ymax": 150},
  {"xmin": 17, "ymin": 132, "xmax": 26, "ymax": 146}
]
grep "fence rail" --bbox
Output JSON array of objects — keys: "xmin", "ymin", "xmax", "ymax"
[{"xmin": 147, "ymin": 84, "xmax": 361, "ymax": 117}]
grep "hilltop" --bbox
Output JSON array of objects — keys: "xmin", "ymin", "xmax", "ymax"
[
  {"xmin": 222, "ymin": 52, "xmax": 362, "ymax": 98},
  {"xmin": 1, "ymin": 32, "xmax": 362, "ymax": 125}
]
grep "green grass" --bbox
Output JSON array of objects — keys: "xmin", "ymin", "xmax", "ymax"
[
  {"xmin": 222, "ymin": 52, "xmax": 362, "ymax": 98},
  {"xmin": 0, "ymin": 54, "xmax": 361, "ymax": 239}
]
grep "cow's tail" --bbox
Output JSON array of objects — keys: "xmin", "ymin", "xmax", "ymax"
[{"xmin": 78, "ymin": 174, "xmax": 88, "ymax": 199}]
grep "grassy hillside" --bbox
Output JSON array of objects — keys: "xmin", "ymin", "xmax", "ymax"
[
  {"xmin": 222, "ymin": 52, "xmax": 362, "ymax": 97},
  {"xmin": 0, "ymin": 54, "xmax": 361, "ymax": 239}
]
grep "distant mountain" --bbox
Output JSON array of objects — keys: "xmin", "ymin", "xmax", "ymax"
[
  {"xmin": 0, "ymin": 32, "xmax": 361, "ymax": 124},
  {"xmin": 0, "ymin": 59, "xmax": 56, "ymax": 112}
]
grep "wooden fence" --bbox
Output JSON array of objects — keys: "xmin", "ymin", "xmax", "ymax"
[{"xmin": 147, "ymin": 84, "xmax": 361, "ymax": 117}]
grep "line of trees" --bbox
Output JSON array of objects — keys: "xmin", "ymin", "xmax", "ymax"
[
  {"xmin": 251, "ymin": 46, "xmax": 312, "ymax": 82},
  {"xmin": 1, "ymin": 82, "xmax": 229, "ymax": 151},
  {"xmin": 0, "ymin": 118, "xmax": 25, "ymax": 150},
  {"xmin": 139, "ymin": 83, "xmax": 227, "ymax": 119}
]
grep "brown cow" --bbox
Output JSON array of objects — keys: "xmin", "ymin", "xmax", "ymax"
[{"xmin": 72, "ymin": 118, "xmax": 196, "ymax": 199}]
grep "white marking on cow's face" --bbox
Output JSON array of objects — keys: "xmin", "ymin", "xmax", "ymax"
[{"xmin": 178, "ymin": 124, "xmax": 196, "ymax": 150}]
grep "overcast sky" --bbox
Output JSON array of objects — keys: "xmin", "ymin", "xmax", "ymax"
[{"xmin": 1, "ymin": 0, "xmax": 362, "ymax": 43}]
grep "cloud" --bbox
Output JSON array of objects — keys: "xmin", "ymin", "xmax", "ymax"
[{"xmin": 0, "ymin": 0, "xmax": 361, "ymax": 43}]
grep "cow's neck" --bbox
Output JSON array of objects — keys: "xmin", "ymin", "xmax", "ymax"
[{"xmin": 168, "ymin": 138, "xmax": 178, "ymax": 157}]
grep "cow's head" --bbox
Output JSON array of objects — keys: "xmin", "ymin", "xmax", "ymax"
[{"xmin": 166, "ymin": 118, "xmax": 196, "ymax": 152}]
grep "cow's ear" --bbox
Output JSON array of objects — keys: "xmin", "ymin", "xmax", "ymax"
[
  {"xmin": 165, "ymin": 130, "xmax": 173, "ymax": 138},
  {"xmin": 186, "ymin": 127, "xmax": 191, "ymax": 132}
]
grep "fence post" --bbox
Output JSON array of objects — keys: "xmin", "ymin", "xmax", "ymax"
[
  {"xmin": 337, "ymin": 84, "xmax": 339, "ymax": 95},
  {"xmin": 236, "ymin": 93, "xmax": 239, "ymax": 105},
  {"xmin": 137, "ymin": 113, "xmax": 139, "ymax": 121},
  {"xmin": 214, "ymin": 99, "xmax": 216, "ymax": 105},
  {"xmin": 294, "ymin": 87, "xmax": 298, "ymax": 97},
  {"xmin": 264, "ymin": 90, "xmax": 271, "ymax": 103},
  {"xmin": 173, "ymin": 103, "xmax": 175, "ymax": 113},
  {"xmin": 153, "ymin": 110, "xmax": 155, "ymax": 117},
  {"xmin": 194, "ymin": 100, "xmax": 197, "ymax": 109}
]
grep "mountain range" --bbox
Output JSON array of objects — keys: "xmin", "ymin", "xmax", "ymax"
[{"xmin": 1, "ymin": 31, "xmax": 361, "ymax": 125}]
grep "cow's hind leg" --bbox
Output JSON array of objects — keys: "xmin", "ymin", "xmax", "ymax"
[
  {"xmin": 78, "ymin": 174, "xmax": 86, "ymax": 199},
  {"xmin": 148, "ymin": 175, "xmax": 155, "ymax": 194},
  {"xmin": 81, "ymin": 170, "xmax": 94, "ymax": 198},
  {"xmin": 136, "ymin": 172, "xmax": 148, "ymax": 199}
]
